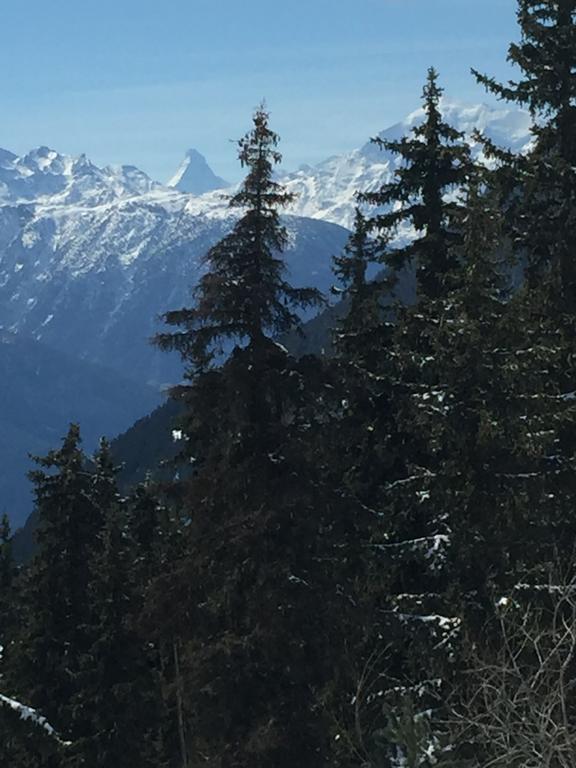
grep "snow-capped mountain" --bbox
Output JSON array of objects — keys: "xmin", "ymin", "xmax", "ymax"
[
  {"xmin": 0, "ymin": 101, "xmax": 534, "ymax": 392},
  {"xmin": 282, "ymin": 101, "xmax": 533, "ymax": 230},
  {"xmin": 0, "ymin": 102, "xmax": 534, "ymax": 386},
  {"xmin": 0, "ymin": 146, "xmax": 159, "ymax": 206},
  {"xmin": 0, "ymin": 101, "xmax": 536, "ymax": 528},
  {"xmin": 0, "ymin": 163, "xmax": 348, "ymax": 389},
  {"xmin": 168, "ymin": 148, "xmax": 229, "ymax": 194}
]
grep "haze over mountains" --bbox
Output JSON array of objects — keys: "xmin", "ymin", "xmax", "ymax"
[{"xmin": 1, "ymin": 101, "xmax": 533, "ymax": 528}]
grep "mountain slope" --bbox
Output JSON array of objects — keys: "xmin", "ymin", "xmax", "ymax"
[
  {"xmin": 0, "ymin": 330, "xmax": 159, "ymax": 527},
  {"xmin": 0, "ymin": 196, "xmax": 348, "ymax": 386}
]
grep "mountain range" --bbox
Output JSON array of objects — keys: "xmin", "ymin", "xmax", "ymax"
[
  {"xmin": 1, "ymin": 100, "xmax": 533, "ymax": 529},
  {"xmin": 282, "ymin": 101, "xmax": 533, "ymax": 230}
]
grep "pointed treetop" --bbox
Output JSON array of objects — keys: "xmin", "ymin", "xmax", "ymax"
[
  {"xmin": 156, "ymin": 104, "xmax": 323, "ymax": 370},
  {"xmin": 359, "ymin": 68, "xmax": 476, "ymax": 300}
]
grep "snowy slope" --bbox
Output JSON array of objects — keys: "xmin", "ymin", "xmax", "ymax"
[
  {"xmin": 0, "ymin": 102, "xmax": 532, "ymax": 389},
  {"xmin": 282, "ymin": 102, "xmax": 533, "ymax": 230},
  {"xmin": 0, "ymin": 173, "xmax": 348, "ymax": 388}
]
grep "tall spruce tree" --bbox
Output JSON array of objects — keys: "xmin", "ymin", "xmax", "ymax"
[
  {"xmin": 473, "ymin": 0, "xmax": 576, "ymax": 303},
  {"xmin": 323, "ymin": 83, "xmax": 484, "ymax": 761},
  {"xmin": 343, "ymin": 180, "xmax": 520, "ymax": 767},
  {"xmin": 360, "ymin": 67, "xmax": 475, "ymax": 300},
  {"xmin": 64, "ymin": 440, "xmax": 164, "ymax": 768},
  {"xmin": 154, "ymin": 107, "xmax": 362, "ymax": 768},
  {"xmin": 347, "ymin": 96, "xmax": 518, "ymax": 758},
  {"xmin": 6, "ymin": 425, "xmax": 105, "ymax": 767},
  {"xmin": 472, "ymin": 0, "xmax": 576, "ymax": 578},
  {"xmin": 156, "ymin": 104, "xmax": 322, "ymax": 373}
]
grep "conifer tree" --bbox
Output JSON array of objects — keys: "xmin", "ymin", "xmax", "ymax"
[
  {"xmin": 66, "ymin": 442, "xmax": 163, "ymax": 768},
  {"xmin": 326, "ymin": 212, "xmax": 407, "ymax": 767},
  {"xmin": 472, "ymin": 0, "xmax": 576, "ymax": 578},
  {"xmin": 329, "ymin": 208, "xmax": 398, "ymax": 521},
  {"xmin": 155, "ymin": 107, "xmax": 361, "ymax": 768},
  {"xmin": 360, "ymin": 68, "xmax": 475, "ymax": 300},
  {"xmin": 473, "ymin": 0, "xmax": 576, "ymax": 302},
  {"xmin": 332, "ymin": 207, "xmax": 393, "ymax": 366},
  {"xmin": 350, "ymin": 180, "xmax": 517, "ymax": 763},
  {"xmin": 474, "ymin": 0, "xmax": 576, "ymax": 162},
  {"xmin": 6, "ymin": 425, "xmax": 105, "ymax": 765},
  {"xmin": 156, "ymin": 104, "xmax": 322, "ymax": 373}
]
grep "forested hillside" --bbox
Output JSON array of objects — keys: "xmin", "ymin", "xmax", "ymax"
[{"xmin": 3, "ymin": 3, "xmax": 576, "ymax": 767}]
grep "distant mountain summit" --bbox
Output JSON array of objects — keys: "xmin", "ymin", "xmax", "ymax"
[
  {"xmin": 0, "ymin": 146, "xmax": 159, "ymax": 205},
  {"xmin": 282, "ymin": 101, "xmax": 534, "ymax": 230},
  {"xmin": 167, "ymin": 148, "xmax": 229, "ymax": 195}
]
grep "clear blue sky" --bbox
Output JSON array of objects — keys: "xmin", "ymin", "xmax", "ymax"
[{"xmin": 0, "ymin": 0, "xmax": 519, "ymax": 183}]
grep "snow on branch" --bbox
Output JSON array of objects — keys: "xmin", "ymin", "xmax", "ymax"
[
  {"xmin": 0, "ymin": 693, "xmax": 71, "ymax": 746},
  {"xmin": 370, "ymin": 534, "xmax": 449, "ymax": 571}
]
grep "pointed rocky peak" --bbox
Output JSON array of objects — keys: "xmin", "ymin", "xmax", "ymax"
[
  {"xmin": 21, "ymin": 146, "xmax": 64, "ymax": 170},
  {"xmin": 168, "ymin": 149, "xmax": 229, "ymax": 195},
  {"xmin": 0, "ymin": 148, "xmax": 17, "ymax": 167}
]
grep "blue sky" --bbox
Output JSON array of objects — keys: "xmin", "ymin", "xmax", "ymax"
[{"xmin": 0, "ymin": 0, "xmax": 519, "ymax": 182}]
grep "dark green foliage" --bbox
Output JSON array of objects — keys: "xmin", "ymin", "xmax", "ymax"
[
  {"xmin": 474, "ymin": 0, "xmax": 576, "ymax": 305},
  {"xmin": 10, "ymin": 8, "xmax": 576, "ymax": 766},
  {"xmin": 473, "ymin": 0, "xmax": 576, "ymax": 159},
  {"xmin": 2, "ymin": 426, "xmax": 103, "ymax": 766},
  {"xmin": 327, "ymin": 211, "xmax": 401, "ymax": 545},
  {"xmin": 156, "ymin": 105, "xmax": 323, "ymax": 372},
  {"xmin": 360, "ymin": 68, "xmax": 475, "ymax": 300},
  {"xmin": 66, "ymin": 444, "xmax": 163, "ymax": 768},
  {"xmin": 152, "ymin": 107, "xmax": 364, "ymax": 768},
  {"xmin": 164, "ymin": 350, "xmax": 362, "ymax": 767}
]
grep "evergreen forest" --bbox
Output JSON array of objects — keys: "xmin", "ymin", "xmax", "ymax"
[{"xmin": 4, "ymin": 2, "xmax": 576, "ymax": 766}]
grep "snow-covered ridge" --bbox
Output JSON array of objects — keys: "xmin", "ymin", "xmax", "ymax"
[
  {"xmin": 281, "ymin": 101, "xmax": 533, "ymax": 230},
  {"xmin": 0, "ymin": 145, "xmax": 160, "ymax": 206},
  {"xmin": 0, "ymin": 101, "xmax": 532, "ymax": 226},
  {"xmin": 0, "ymin": 100, "xmax": 533, "ymax": 386}
]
